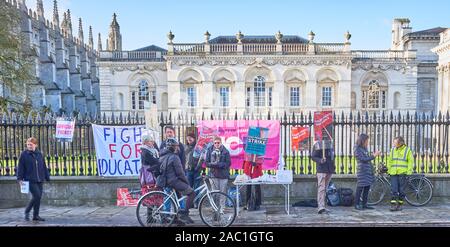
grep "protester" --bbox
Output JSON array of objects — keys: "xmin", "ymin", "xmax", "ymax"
[
  {"xmin": 17, "ymin": 137, "xmax": 50, "ymax": 222},
  {"xmin": 184, "ymin": 133, "xmax": 202, "ymax": 207},
  {"xmin": 354, "ymin": 134, "xmax": 381, "ymax": 210},
  {"xmin": 311, "ymin": 140, "xmax": 335, "ymax": 214},
  {"xmin": 139, "ymin": 133, "xmax": 160, "ymax": 187},
  {"xmin": 157, "ymin": 138, "xmax": 195, "ymax": 224},
  {"xmin": 205, "ymin": 136, "xmax": 231, "ymax": 212}
]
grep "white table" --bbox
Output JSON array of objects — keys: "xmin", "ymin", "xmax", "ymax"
[{"xmin": 233, "ymin": 181, "xmax": 292, "ymax": 216}]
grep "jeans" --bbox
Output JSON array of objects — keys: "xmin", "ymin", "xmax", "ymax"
[
  {"xmin": 355, "ymin": 186, "xmax": 370, "ymax": 206},
  {"xmin": 186, "ymin": 170, "xmax": 202, "ymax": 206},
  {"xmin": 211, "ymin": 178, "xmax": 228, "ymax": 211},
  {"xmin": 25, "ymin": 182, "xmax": 43, "ymax": 217},
  {"xmin": 390, "ymin": 175, "xmax": 407, "ymax": 202}
]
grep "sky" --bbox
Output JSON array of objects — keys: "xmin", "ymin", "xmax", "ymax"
[{"xmin": 26, "ymin": 0, "xmax": 450, "ymax": 51}]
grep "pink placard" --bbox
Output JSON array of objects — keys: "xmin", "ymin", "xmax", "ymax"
[{"xmin": 197, "ymin": 120, "xmax": 280, "ymax": 170}]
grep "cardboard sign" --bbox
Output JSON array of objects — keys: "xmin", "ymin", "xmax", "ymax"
[
  {"xmin": 314, "ymin": 111, "xmax": 334, "ymax": 142},
  {"xmin": 55, "ymin": 118, "xmax": 75, "ymax": 142},
  {"xmin": 245, "ymin": 127, "xmax": 269, "ymax": 156},
  {"xmin": 291, "ymin": 126, "xmax": 310, "ymax": 151}
]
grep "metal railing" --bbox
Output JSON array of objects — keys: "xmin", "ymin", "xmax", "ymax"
[{"xmin": 1, "ymin": 111, "xmax": 449, "ymax": 177}]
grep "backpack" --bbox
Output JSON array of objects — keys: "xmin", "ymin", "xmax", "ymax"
[
  {"xmin": 326, "ymin": 182, "xmax": 340, "ymax": 206},
  {"xmin": 338, "ymin": 188, "xmax": 354, "ymax": 206}
]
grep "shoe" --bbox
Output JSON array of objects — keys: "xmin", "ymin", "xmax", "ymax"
[
  {"xmin": 179, "ymin": 213, "xmax": 194, "ymax": 224},
  {"xmin": 173, "ymin": 217, "xmax": 186, "ymax": 226},
  {"xmin": 363, "ymin": 205, "xmax": 375, "ymax": 210},
  {"xmin": 24, "ymin": 213, "xmax": 30, "ymax": 221},
  {"xmin": 397, "ymin": 205, "xmax": 403, "ymax": 211},
  {"xmin": 354, "ymin": 204, "xmax": 364, "ymax": 210},
  {"xmin": 318, "ymin": 208, "xmax": 326, "ymax": 214},
  {"xmin": 32, "ymin": 216, "xmax": 45, "ymax": 222}
]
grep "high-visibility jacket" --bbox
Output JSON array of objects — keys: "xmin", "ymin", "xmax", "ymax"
[{"xmin": 387, "ymin": 145, "xmax": 414, "ymax": 175}]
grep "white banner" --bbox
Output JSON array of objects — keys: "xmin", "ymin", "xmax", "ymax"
[{"xmin": 92, "ymin": 124, "xmax": 146, "ymax": 177}]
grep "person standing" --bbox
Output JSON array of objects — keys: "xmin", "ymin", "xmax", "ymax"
[
  {"xmin": 160, "ymin": 126, "xmax": 185, "ymax": 167},
  {"xmin": 17, "ymin": 137, "xmax": 50, "ymax": 222},
  {"xmin": 184, "ymin": 133, "xmax": 202, "ymax": 207},
  {"xmin": 205, "ymin": 137, "xmax": 231, "ymax": 211},
  {"xmin": 387, "ymin": 136, "xmax": 414, "ymax": 211},
  {"xmin": 354, "ymin": 134, "xmax": 381, "ymax": 210},
  {"xmin": 139, "ymin": 134, "xmax": 160, "ymax": 186},
  {"xmin": 311, "ymin": 140, "xmax": 335, "ymax": 214}
]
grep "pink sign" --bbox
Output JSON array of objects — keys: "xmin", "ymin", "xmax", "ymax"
[{"xmin": 197, "ymin": 120, "xmax": 280, "ymax": 170}]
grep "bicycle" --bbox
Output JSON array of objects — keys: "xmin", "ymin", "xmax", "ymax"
[
  {"xmin": 136, "ymin": 174, "xmax": 237, "ymax": 227},
  {"xmin": 367, "ymin": 162, "xmax": 433, "ymax": 206}
]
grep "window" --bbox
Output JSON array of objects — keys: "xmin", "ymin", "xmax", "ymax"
[
  {"xmin": 290, "ymin": 87, "xmax": 300, "ymax": 106},
  {"xmin": 362, "ymin": 80, "xmax": 387, "ymax": 110},
  {"xmin": 151, "ymin": 90, "xmax": 157, "ymax": 104},
  {"xmin": 138, "ymin": 80, "xmax": 149, "ymax": 110},
  {"xmin": 254, "ymin": 76, "xmax": 266, "ymax": 107},
  {"xmin": 322, "ymin": 87, "xmax": 332, "ymax": 107},
  {"xmin": 187, "ymin": 87, "xmax": 196, "ymax": 107},
  {"xmin": 219, "ymin": 87, "xmax": 230, "ymax": 107}
]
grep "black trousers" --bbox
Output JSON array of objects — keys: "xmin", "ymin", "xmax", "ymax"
[
  {"xmin": 390, "ymin": 175, "xmax": 407, "ymax": 202},
  {"xmin": 25, "ymin": 182, "xmax": 43, "ymax": 217},
  {"xmin": 246, "ymin": 185, "xmax": 261, "ymax": 209},
  {"xmin": 355, "ymin": 185, "xmax": 370, "ymax": 206}
]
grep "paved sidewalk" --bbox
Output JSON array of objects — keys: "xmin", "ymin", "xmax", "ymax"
[{"xmin": 1, "ymin": 203, "xmax": 450, "ymax": 227}]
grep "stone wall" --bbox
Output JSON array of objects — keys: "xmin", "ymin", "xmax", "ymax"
[{"xmin": 1, "ymin": 174, "xmax": 450, "ymax": 208}]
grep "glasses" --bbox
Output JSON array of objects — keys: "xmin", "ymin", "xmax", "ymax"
[{"xmin": 214, "ymin": 142, "xmax": 221, "ymax": 144}]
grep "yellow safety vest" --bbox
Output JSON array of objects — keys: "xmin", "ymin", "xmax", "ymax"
[{"xmin": 387, "ymin": 145, "xmax": 414, "ymax": 175}]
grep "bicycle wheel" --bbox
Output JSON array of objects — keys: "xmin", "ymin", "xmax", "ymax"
[
  {"xmin": 199, "ymin": 191, "xmax": 236, "ymax": 227},
  {"xmin": 136, "ymin": 191, "xmax": 177, "ymax": 227},
  {"xmin": 367, "ymin": 177, "xmax": 386, "ymax": 206},
  {"xmin": 405, "ymin": 176, "xmax": 433, "ymax": 206}
]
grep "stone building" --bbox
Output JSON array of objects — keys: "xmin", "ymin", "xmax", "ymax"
[{"xmin": 0, "ymin": 0, "xmax": 100, "ymax": 116}]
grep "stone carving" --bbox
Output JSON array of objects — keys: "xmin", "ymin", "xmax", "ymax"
[{"xmin": 169, "ymin": 57, "xmax": 352, "ymax": 67}]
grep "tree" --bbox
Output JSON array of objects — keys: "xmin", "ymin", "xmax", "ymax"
[{"xmin": 0, "ymin": 1, "xmax": 34, "ymax": 113}]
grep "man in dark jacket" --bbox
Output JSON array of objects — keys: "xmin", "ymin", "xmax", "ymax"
[
  {"xmin": 156, "ymin": 138, "xmax": 195, "ymax": 224},
  {"xmin": 205, "ymin": 136, "xmax": 231, "ymax": 212},
  {"xmin": 184, "ymin": 133, "xmax": 202, "ymax": 203},
  {"xmin": 17, "ymin": 137, "xmax": 50, "ymax": 222},
  {"xmin": 160, "ymin": 126, "xmax": 185, "ymax": 167},
  {"xmin": 311, "ymin": 140, "xmax": 335, "ymax": 214}
]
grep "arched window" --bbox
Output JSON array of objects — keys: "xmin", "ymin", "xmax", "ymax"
[
  {"xmin": 138, "ymin": 80, "xmax": 149, "ymax": 110},
  {"xmin": 362, "ymin": 80, "xmax": 386, "ymax": 110},
  {"xmin": 131, "ymin": 80, "xmax": 156, "ymax": 110}
]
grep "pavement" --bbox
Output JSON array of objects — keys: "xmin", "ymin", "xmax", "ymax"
[{"xmin": 1, "ymin": 202, "xmax": 450, "ymax": 227}]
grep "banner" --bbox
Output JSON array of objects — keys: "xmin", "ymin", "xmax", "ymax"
[
  {"xmin": 55, "ymin": 118, "xmax": 75, "ymax": 142},
  {"xmin": 314, "ymin": 111, "xmax": 334, "ymax": 142},
  {"xmin": 92, "ymin": 124, "xmax": 145, "ymax": 176},
  {"xmin": 291, "ymin": 126, "xmax": 310, "ymax": 151},
  {"xmin": 197, "ymin": 120, "xmax": 280, "ymax": 170}
]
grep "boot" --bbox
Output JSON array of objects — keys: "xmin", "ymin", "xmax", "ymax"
[
  {"xmin": 363, "ymin": 204, "xmax": 375, "ymax": 210},
  {"xmin": 32, "ymin": 216, "xmax": 45, "ymax": 222},
  {"xmin": 178, "ymin": 211, "xmax": 194, "ymax": 224}
]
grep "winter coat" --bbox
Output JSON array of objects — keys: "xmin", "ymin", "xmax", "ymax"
[
  {"xmin": 311, "ymin": 143, "xmax": 336, "ymax": 174},
  {"xmin": 156, "ymin": 149, "xmax": 189, "ymax": 189},
  {"xmin": 17, "ymin": 149, "xmax": 50, "ymax": 183},
  {"xmin": 354, "ymin": 146, "xmax": 375, "ymax": 187},
  {"xmin": 160, "ymin": 140, "xmax": 185, "ymax": 169},
  {"xmin": 185, "ymin": 143, "xmax": 201, "ymax": 172},
  {"xmin": 205, "ymin": 145, "xmax": 231, "ymax": 179},
  {"xmin": 140, "ymin": 145, "xmax": 160, "ymax": 177}
]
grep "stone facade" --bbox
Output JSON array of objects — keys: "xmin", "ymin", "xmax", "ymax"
[
  {"xmin": 97, "ymin": 17, "xmax": 447, "ymax": 117},
  {"xmin": 0, "ymin": 0, "xmax": 100, "ymax": 116},
  {"xmin": 432, "ymin": 29, "xmax": 450, "ymax": 113}
]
